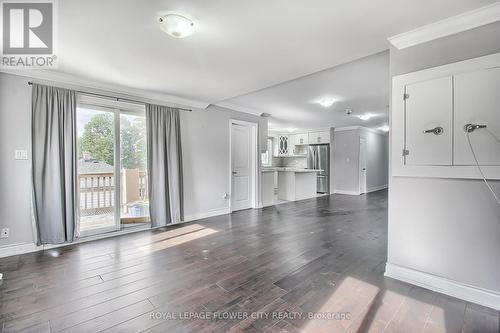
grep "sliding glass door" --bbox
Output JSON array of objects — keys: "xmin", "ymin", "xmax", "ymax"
[
  {"xmin": 77, "ymin": 105, "xmax": 119, "ymax": 236},
  {"xmin": 119, "ymin": 112, "xmax": 149, "ymax": 228},
  {"xmin": 76, "ymin": 97, "xmax": 149, "ymax": 237}
]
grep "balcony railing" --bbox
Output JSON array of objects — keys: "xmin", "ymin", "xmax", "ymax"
[{"xmin": 78, "ymin": 170, "xmax": 148, "ymax": 217}]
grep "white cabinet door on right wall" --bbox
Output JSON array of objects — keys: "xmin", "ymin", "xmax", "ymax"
[
  {"xmin": 454, "ymin": 67, "xmax": 500, "ymax": 166},
  {"xmin": 405, "ymin": 76, "xmax": 453, "ymax": 166}
]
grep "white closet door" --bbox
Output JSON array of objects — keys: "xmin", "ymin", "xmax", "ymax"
[
  {"xmin": 454, "ymin": 67, "xmax": 500, "ymax": 166},
  {"xmin": 405, "ymin": 76, "xmax": 453, "ymax": 166},
  {"xmin": 231, "ymin": 123, "xmax": 253, "ymax": 211}
]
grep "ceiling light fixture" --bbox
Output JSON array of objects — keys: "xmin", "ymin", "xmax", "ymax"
[
  {"xmin": 318, "ymin": 98, "xmax": 336, "ymax": 108},
  {"xmin": 287, "ymin": 128, "xmax": 297, "ymax": 133},
  {"xmin": 378, "ymin": 125, "xmax": 390, "ymax": 132},
  {"xmin": 159, "ymin": 14, "xmax": 194, "ymax": 38},
  {"xmin": 358, "ymin": 114, "xmax": 372, "ymax": 121}
]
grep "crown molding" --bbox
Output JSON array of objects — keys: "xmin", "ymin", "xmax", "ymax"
[
  {"xmin": 388, "ymin": 3, "xmax": 500, "ymax": 50},
  {"xmin": 213, "ymin": 101, "xmax": 264, "ymax": 116},
  {"xmin": 334, "ymin": 125, "xmax": 388, "ymax": 135},
  {"xmin": 334, "ymin": 126, "xmax": 362, "ymax": 132},
  {"xmin": 0, "ymin": 69, "xmax": 210, "ymax": 109}
]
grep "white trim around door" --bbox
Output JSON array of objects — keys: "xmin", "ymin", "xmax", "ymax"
[
  {"xmin": 229, "ymin": 119, "xmax": 259, "ymax": 213},
  {"xmin": 359, "ymin": 136, "xmax": 367, "ymax": 195}
]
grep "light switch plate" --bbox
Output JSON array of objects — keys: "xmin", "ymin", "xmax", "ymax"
[{"xmin": 15, "ymin": 150, "xmax": 28, "ymax": 160}]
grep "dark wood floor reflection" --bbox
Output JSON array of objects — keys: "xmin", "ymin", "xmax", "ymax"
[{"xmin": 1, "ymin": 190, "xmax": 499, "ymax": 332}]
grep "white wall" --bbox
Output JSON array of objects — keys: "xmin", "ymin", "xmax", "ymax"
[
  {"xmin": 0, "ymin": 73, "xmax": 267, "ymax": 251},
  {"xmin": 333, "ymin": 128, "xmax": 388, "ymax": 194},
  {"xmin": 0, "ymin": 74, "xmax": 35, "ymax": 247},
  {"xmin": 181, "ymin": 105, "xmax": 267, "ymax": 219},
  {"xmin": 388, "ymin": 22, "xmax": 500, "ymax": 298}
]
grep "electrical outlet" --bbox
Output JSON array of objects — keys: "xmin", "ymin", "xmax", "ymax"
[
  {"xmin": 1, "ymin": 228, "xmax": 9, "ymax": 239},
  {"xmin": 14, "ymin": 150, "xmax": 28, "ymax": 160}
]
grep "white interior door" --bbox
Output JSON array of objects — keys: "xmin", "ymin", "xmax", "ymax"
[
  {"xmin": 359, "ymin": 137, "xmax": 367, "ymax": 194},
  {"xmin": 231, "ymin": 122, "xmax": 254, "ymax": 211}
]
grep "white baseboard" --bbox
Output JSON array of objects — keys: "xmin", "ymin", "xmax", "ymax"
[
  {"xmin": 0, "ymin": 242, "xmax": 39, "ymax": 258},
  {"xmin": 333, "ymin": 189, "xmax": 360, "ymax": 195},
  {"xmin": 333, "ymin": 185, "xmax": 388, "ymax": 196},
  {"xmin": 183, "ymin": 207, "xmax": 230, "ymax": 223},
  {"xmin": 367, "ymin": 184, "xmax": 388, "ymax": 193},
  {"xmin": 385, "ymin": 263, "xmax": 500, "ymax": 310}
]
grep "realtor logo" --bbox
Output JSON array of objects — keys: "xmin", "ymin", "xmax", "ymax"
[{"xmin": 1, "ymin": 0, "xmax": 57, "ymax": 67}]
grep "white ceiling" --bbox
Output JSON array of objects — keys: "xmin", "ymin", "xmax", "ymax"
[
  {"xmin": 222, "ymin": 51, "xmax": 390, "ymax": 131},
  {"xmin": 48, "ymin": 0, "xmax": 495, "ymax": 106}
]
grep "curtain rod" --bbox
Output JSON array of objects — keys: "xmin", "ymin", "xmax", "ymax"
[{"xmin": 27, "ymin": 81, "xmax": 193, "ymax": 112}]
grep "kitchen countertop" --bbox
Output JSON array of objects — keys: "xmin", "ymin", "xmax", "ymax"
[{"xmin": 262, "ymin": 167, "xmax": 323, "ymax": 173}]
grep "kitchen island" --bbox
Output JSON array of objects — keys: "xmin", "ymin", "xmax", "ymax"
[{"xmin": 262, "ymin": 167, "xmax": 322, "ymax": 202}]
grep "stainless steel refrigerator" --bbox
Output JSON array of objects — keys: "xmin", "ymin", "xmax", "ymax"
[{"xmin": 307, "ymin": 144, "xmax": 330, "ymax": 194}]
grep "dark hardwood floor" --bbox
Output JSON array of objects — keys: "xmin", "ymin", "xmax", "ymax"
[{"xmin": 1, "ymin": 190, "xmax": 499, "ymax": 332}]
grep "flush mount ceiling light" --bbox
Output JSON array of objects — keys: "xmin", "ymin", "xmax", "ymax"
[
  {"xmin": 159, "ymin": 14, "xmax": 194, "ymax": 38},
  {"xmin": 318, "ymin": 98, "xmax": 336, "ymax": 108},
  {"xmin": 287, "ymin": 128, "xmax": 297, "ymax": 133}
]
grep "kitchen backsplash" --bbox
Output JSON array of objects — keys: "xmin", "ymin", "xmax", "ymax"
[{"xmin": 272, "ymin": 157, "xmax": 307, "ymax": 168}]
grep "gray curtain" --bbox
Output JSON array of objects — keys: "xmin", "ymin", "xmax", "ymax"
[
  {"xmin": 146, "ymin": 104, "xmax": 184, "ymax": 227},
  {"xmin": 31, "ymin": 84, "xmax": 77, "ymax": 245}
]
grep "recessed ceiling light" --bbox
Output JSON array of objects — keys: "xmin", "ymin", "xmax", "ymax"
[
  {"xmin": 358, "ymin": 114, "xmax": 372, "ymax": 121},
  {"xmin": 318, "ymin": 98, "xmax": 336, "ymax": 108},
  {"xmin": 159, "ymin": 14, "xmax": 194, "ymax": 38}
]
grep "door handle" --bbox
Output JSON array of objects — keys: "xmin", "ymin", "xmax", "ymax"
[
  {"xmin": 464, "ymin": 123, "xmax": 487, "ymax": 133},
  {"xmin": 232, "ymin": 171, "xmax": 237, "ymax": 175},
  {"xmin": 423, "ymin": 126, "xmax": 444, "ymax": 135}
]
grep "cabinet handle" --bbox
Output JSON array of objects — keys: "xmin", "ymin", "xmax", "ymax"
[{"xmin": 423, "ymin": 127, "xmax": 444, "ymax": 135}]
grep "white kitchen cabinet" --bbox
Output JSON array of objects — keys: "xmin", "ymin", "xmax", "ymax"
[
  {"xmin": 278, "ymin": 170, "xmax": 318, "ymax": 201},
  {"xmin": 405, "ymin": 76, "xmax": 453, "ymax": 166},
  {"xmin": 294, "ymin": 133, "xmax": 308, "ymax": 145},
  {"xmin": 261, "ymin": 171, "xmax": 275, "ymax": 206},
  {"xmin": 277, "ymin": 135, "xmax": 289, "ymax": 155},
  {"xmin": 308, "ymin": 131, "xmax": 330, "ymax": 144},
  {"xmin": 288, "ymin": 133, "xmax": 308, "ymax": 155},
  {"xmin": 288, "ymin": 134, "xmax": 297, "ymax": 155},
  {"xmin": 454, "ymin": 67, "xmax": 500, "ymax": 166}
]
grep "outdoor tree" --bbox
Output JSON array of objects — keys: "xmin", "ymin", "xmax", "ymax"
[
  {"xmin": 120, "ymin": 116, "xmax": 147, "ymax": 170},
  {"xmin": 79, "ymin": 113, "xmax": 147, "ymax": 170},
  {"xmin": 79, "ymin": 113, "xmax": 114, "ymax": 165}
]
